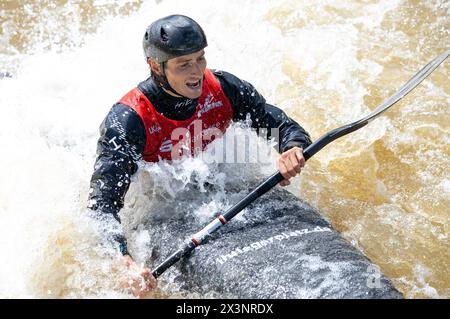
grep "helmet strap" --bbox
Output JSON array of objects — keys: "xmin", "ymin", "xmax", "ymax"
[{"xmin": 151, "ymin": 62, "xmax": 185, "ymax": 97}]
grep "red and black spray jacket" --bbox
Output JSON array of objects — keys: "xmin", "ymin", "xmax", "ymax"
[
  {"xmin": 88, "ymin": 69, "xmax": 312, "ymax": 255},
  {"xmin": 118, "ymin": 69, "xmax": 234, "ymax": 162}
]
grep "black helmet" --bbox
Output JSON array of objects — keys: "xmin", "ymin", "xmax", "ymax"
[{"xmin": 143, "ymin": 15, "xmax": 207, "ymax": 63}]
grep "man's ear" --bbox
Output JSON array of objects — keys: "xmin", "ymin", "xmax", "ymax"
[{"xmin": 147, "ymin": 58, "xmax": 162, "ymax": 75}]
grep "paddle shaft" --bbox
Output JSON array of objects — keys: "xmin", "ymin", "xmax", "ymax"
[{"xmin": 151, "ymin": 50, "xmax": 449, "ymax": 279}]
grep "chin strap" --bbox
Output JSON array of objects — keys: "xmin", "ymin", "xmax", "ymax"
[{"xmin": 151, "ymin": 62, "xmax": 185, "ymax": 97}]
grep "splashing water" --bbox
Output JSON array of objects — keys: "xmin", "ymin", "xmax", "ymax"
[{"xmin": 0, "ymin": 0, "xmax": 448, "ymax": 298}]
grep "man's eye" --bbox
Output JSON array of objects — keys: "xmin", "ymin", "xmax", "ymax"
[{"xmin": 181, "ymin": 63, "xmax": 190, "ymax": 68}]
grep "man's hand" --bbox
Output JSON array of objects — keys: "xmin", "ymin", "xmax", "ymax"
[
  {"xmin": 277, "ymin": 147, "xmax": 306, "ymax": 186},
  {"xmin": 120, "ymin": 255, "xmax": 157, "ymax": 298}
]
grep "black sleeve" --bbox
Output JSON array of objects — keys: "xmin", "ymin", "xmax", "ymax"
[
  {"xmin": 213, "ymin": 70, "xmax": 312, "ymax": 152},
  {"xmin": 88, "ymin": 103, "xmax": 146, "ymax": 255}
]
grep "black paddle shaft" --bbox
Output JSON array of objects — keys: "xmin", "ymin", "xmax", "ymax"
[{"xmin": 151, "ymin": 49, "xmax": 449, "ymax": 279}]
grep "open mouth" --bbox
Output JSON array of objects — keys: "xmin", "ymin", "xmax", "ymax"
[{"xmin": 186, "ymin": 79, "xmax": 201, "ymax": 89}]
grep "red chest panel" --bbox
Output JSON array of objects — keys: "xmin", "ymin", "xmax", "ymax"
[{"xmin": 119, "ymin": 69, "xmax": 234, "ymax": 162}]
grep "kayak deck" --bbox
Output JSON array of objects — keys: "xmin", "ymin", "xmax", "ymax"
[{"xmin": 144, "ymin": 186, "xmax": 402, "ymax": 298}]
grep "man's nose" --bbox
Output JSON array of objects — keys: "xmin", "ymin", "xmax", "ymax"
[{"xmin": 192, "ymin": 62, "xmax": 203, "ymax": 76}]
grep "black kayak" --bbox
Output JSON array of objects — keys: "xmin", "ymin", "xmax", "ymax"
[{"xmin": 143, "ymin": 183, "xmax": 402, "ymax": 299}]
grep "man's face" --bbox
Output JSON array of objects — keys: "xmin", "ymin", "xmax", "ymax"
[{"xmin": 163, "ymin": 50, "xmax": 207, "ymax": 99}]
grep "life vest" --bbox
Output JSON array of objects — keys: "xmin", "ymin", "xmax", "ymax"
[{"xmin": 119, "ymin": 68, "xmax": 234, "ymax": 162}]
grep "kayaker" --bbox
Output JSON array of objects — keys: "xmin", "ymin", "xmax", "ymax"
[{"xmin": 88, "ymin": 14, "xmax": 312, "ymax": 297}]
